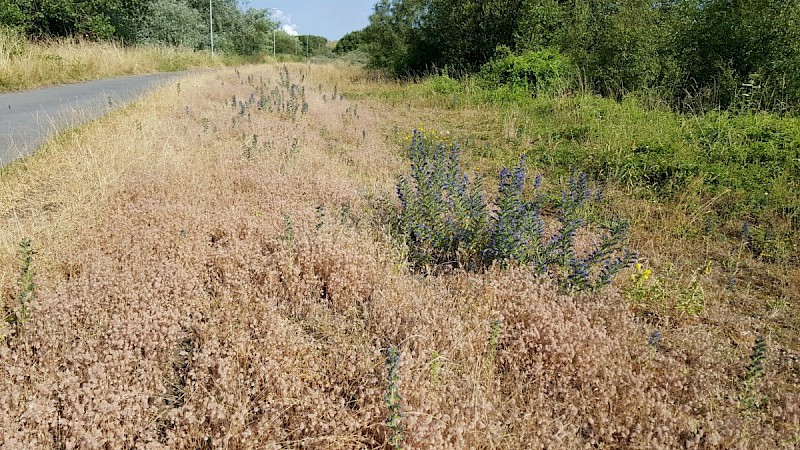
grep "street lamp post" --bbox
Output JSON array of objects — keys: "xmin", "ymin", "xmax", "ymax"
[
  {"xmin": 209, "ymin": 0, "xmax": 214, "ymax": 57},
  {"xmin": 271, "ymin": 8, "xmax": 277, "ymax": 59}
]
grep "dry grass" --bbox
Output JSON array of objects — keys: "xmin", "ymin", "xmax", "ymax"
[
  {"xmin": 1, "ymin": 63, "xmax": 798, "ymax": 448},
  {"xmin": 0, "ymin": 28, "xmax": 240, "ymax": 92}
]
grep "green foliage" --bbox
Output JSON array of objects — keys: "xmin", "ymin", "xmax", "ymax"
[
  {"xmin": 3, "ymin": 238, "xmax": 35, "ymax": 335},
  {"xmin": 740, "ymin": 335, "xmax": 768, "ymax": 411},
  {"xmin": 273, "ymin": 30, "xmax": 300, "ymax": 55},
  {"xmin": 225, "ymin": 8, "xmax": 274, "ymax": 56},
  {"xmin": 479, "ymin": 48, "xmax": 575, "ymax": 94},
  {"xmin": 385, "ymin": 345, "xmax": 403, "ymax": 448},
  {"xmin": 186, "ymin": 0, "xmax": 275, "ymax": 55},
  {"xmin": 298, "ymin": 35, "xmax": 329, "ymax": 57},
  {"xmin": 136, "ymin": 0, "xmax": 204, "ymax": 48},
  {"xmin": 423, "ymin": 73, "xmax": 460, "ymax": 94},
  {"xmin": 423, "ymin": 0, "xmax": 522, "ymax": 72},
  {"xmin": 356, "ymin": 0, "xmax": 800, "ymax": 111},
  {"xmin": 362, "ymin": 0, "xmax": 425, "ymax": 76},
  {"xmin": 0, "ymin": 0, "xmax": 277, "ymax": 55},
  {"xmin": 333, "ymin": 29, "xmax": 365, "ymax": 54},
  {"xmin": 676, "ymin": 277, "xmax": 704, "ymax": 318},
  {"xmin": 0, "ymin": 0, "xmax": 148, "ymax": 40},
  {"xmin": 0, "ymin": 0, "xmax": 27, "ymax": 29},
  {"xmin": 514, "ymin": 0, "xmax": 563, "ymax": 50}
]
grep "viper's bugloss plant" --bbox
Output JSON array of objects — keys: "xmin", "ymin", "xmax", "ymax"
[
  {"xmin": 385, "ymin": 345, "xmax": 404, "ymax": 448},
  {"xmin": 4, "ymin": 238, "xmax": 35, "ymax": 332},
  {"xmin": 740, "ymin": 335, "xmax": 768, "ymax": 411},
  {"xmin": 395, "ymin": 130, "xmax": 635, "ymax": 290},
  {"xmin": 396, "ymin": 129, "xmax": 489, "ymax": 270}
]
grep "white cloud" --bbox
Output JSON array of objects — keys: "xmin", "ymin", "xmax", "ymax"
[
  {"xmin": 281, "ymin": 24, "xmax": 299, "ymax": 36},
  {"xmin": 273, "ymin": 9, "xmax": 299, "ymax": 36}
]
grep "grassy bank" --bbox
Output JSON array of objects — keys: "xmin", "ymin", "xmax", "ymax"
[
  {"xmin": 0, "ymin": 63, "xmax": 798, "ymax": 448},
  {"xmin": 0, "ymin": 27, "xmax": 252, "ymax": 92}
]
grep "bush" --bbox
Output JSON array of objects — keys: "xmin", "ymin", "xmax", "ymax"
[
  {"xmin": 423, "ymin": 74, "xmax": 461, "ymax": 94},
  {"xmin": 479, "ymin": 47, "xmax": 576, "ymax": 95},
  {"xmin": 395, "ymin": 130, "xmax": 635, "ymax": 290}
]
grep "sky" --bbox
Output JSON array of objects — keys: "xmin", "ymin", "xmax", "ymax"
[{"xmin": 248, "ymin": 1, "xmax": 376, "ymax": 41}]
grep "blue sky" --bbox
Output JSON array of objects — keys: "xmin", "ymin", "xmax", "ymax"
[{"xmin": 248, "ymin": 1, "xmax": 376, "ymax": 41}]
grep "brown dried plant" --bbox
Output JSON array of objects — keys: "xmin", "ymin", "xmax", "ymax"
[{"xmin": 0, "ymin": 63, "xmax": 797, "ymax": 449}]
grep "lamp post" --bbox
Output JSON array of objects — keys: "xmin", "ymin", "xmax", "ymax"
[
  {"xmin": 270, "ymin": 8, "xmax": 277, "ymax": 59},
  {"xmin": 209, "ymin": 0, "xmax": 214, "ymax": 57}
]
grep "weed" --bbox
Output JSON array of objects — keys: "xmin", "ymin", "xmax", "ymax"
[
  {"xmin": 315, "ymin": 205, "xmax": 325, "ymax": 230},
  {"xmin": 647, "ymin": 330, "xmax": 662, "ymax": 348},
  {"xmin": 243, "ymin": 134, "xmax": 258, "ymax": 159},
  {"xmin": 626, "ymin": 263, "xmax": 666, "ymax": 315},
  {"xmin": 676, "ymin": 276, "xmax": 705, "ymax": 318},
  {"xmin": 3, "ymin": 238, "xmax": 35, "ymax": 335},
  {"xmin": 739, "ymin": 335, "xmax": 768, "ymax": 411},
  {"xmin": 486, "ymin": 320, "xmax": 502, "ymax": 376},
  {"xmin": 724, "ymin": 222, "xmax": 751, "ymax": 291},
  {"xmin": 283, "ymin": 214, "xmax": 295, "ymax": 250},
  {"xmin": 385, "ymin": 345, "xmax": 403, "ymax": 448},
  {"xmin": 429, "ymin": 351, "xmax": 442, "ymax": 388}
]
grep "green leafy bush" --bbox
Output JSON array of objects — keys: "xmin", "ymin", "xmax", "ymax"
[
  {"xmin": 424, "ymin": 74, "xmax": 461, "ymax": 95},
  {"xmin": 479, "ymin": 47, "xmax": 576, "ymax": 95},
  {"xmin": 137, "ymin": 0, "xmax": 205, "ymax": 48}
]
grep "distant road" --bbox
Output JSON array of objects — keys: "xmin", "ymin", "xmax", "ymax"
[{"xmin": 0, "ymin": 72, "xmax": 185, "ymax": 166}]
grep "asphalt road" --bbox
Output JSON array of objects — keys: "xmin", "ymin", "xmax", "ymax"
[{"xmin": 0, "ymin": 72, "xmax": 184, "ymax": 165}]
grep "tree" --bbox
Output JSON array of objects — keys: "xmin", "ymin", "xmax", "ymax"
[
  {"xmin": 273, "ymin": 30, "xmax": 298, "ymax": 54},
  {"xmin": 425, "ymin": 0, "xmax": 523, "ymax": 71},
  {"xmin": 185, "ymin": 0, "xmax": 274, "ymax": 54},
  {"xmin": 137, "ymin": 0, "xmax": 204, "ymax": 48},
  {"xmin": 333, "ymin": 29, "xmax": 364, "ymax": 54},
  {"xmin": 299, "ymin": 35, "xmax": 329, "ymax": 57}
]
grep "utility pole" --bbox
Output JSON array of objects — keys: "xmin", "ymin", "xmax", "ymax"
[
  {"xmin": 209, "ymin": 0, "xmax": 214, "ymax": 57},
  {"xmin": 269, "ymin": 8, "xmax": 278, "ymax": 59}
]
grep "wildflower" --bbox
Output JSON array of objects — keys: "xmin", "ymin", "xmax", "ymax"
[{"xmin": 648, "ymin": 330, "xmax": 662, "ymax": 347}]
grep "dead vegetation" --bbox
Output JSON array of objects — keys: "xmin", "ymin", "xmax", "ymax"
[{"xmin": 0, "ymin": 64, "xmax": 798, "ymax": 448}]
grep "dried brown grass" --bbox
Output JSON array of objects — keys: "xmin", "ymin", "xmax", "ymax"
[
  {"xmin": 1, "ymin": 64, "xmax": 798, "ymax": 448},
  {"xmin": 0, "ymin": 28, "xmax": 233, "ymax": 92}
]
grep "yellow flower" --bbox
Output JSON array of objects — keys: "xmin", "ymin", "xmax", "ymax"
[{"xmin": 643, "ymin": 269, "xmax": 652, "ymax": 281}]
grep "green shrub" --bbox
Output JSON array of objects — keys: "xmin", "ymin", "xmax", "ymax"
[
  {"xmin": 424, "ymin": 74, "xmax": 461, "ymax": 95},
  {"xmin": 479, "ymin": 47, "xmax": 576, "ymax": 94}
]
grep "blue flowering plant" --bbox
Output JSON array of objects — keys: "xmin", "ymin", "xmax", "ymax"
[
  {"xmin": 396, "ymin": 129, "xmax": 489, "ymax": 270},
  {"xmin": 395, "ymin": 130, "xmax": 636, "ymax": 290}
]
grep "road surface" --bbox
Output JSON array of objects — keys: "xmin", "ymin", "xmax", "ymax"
[{"xmin": 0, "ymin": 72, "xmax": 184, "ymax": 165}]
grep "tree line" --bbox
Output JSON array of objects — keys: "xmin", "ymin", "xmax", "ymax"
[
  {"xmin": 0, "ymin": 0, "xmax": 332, "ymax": 57},
  {"xmin": 338, "ymin": 0, "xmax": 800, "ymax": 112}
]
